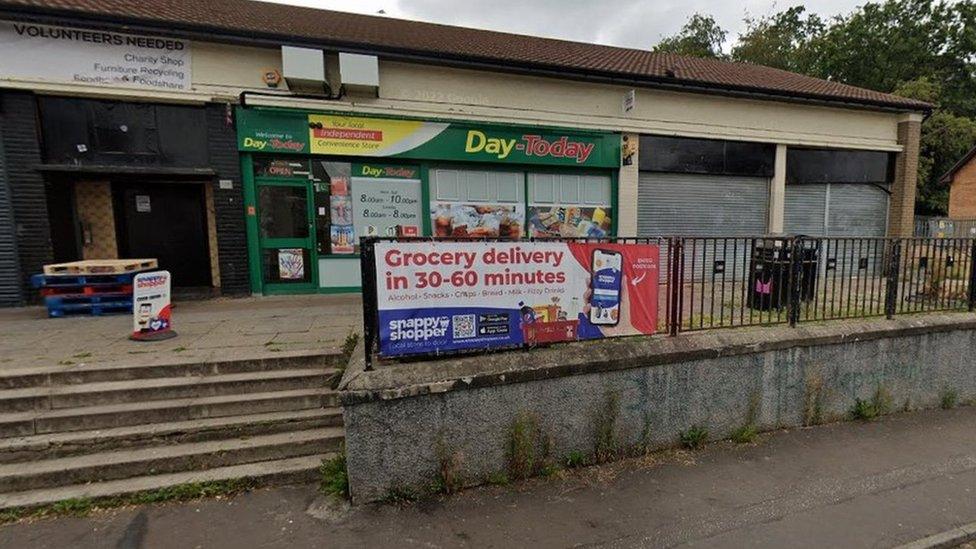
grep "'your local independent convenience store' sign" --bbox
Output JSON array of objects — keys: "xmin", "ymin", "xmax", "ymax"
[
  {"xmin": 0, "ymin": 21, "xmax": 191, "ymax": 91},
  {"xmin": 236, "ymin": 109, "xmax": 620, "ymax": 168}
]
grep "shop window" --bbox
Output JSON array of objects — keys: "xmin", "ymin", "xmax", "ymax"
[
  {"xmin": 258, "ymin": 186, "xmax": 309, "ymax": 239},
  {"xmin": 528, "ymin": 173, "xmax": 612, "ymax": 238},
  {"xmin": 311, "ymin": 160, "xmax": 422, "ymax": 255},
  {"xmin": 430, "ymin": 168, "xmax": 524, "ymax": 238}
]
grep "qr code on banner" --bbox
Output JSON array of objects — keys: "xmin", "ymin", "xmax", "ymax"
[{"xmin": 452, "ymin": 314, "xmax": 476, "ymax": 339}]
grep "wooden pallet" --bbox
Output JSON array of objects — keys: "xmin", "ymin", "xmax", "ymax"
[{"xmin": 42, "ymin": 259, "xmax": 157, "ymax": 276}]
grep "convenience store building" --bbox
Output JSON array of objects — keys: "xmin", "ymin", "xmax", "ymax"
[{"xmin": 0, "ymin": 0, "xmax": 930, "ymax": 303}]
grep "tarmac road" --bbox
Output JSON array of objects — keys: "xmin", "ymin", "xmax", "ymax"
[{"xmin": 3, "ymin": 406, "xmax": 976, "ymax": 549}]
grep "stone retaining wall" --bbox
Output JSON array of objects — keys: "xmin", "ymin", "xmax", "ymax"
[{"xmin": 339, "ymin": 314, "xmax": 976, "ymax": 503}]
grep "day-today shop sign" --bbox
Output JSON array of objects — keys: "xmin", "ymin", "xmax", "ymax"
[
  {"xmin": 236, "ymin": 109, "xmax": 620, "ymax": 169},
  {"xmin": 0, "ymin": 21, "xmax": 191, "ymax": 91},
  {"xmin": 373, "ymin": 241, "xmax": 659, "ymax": 357}
]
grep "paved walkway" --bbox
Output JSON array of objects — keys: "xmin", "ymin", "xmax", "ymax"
[
  {"xmin": 2, "ymin": 406, "xmax": 976, "ymax": 548},
  {"xmin": 0, "ymin": 295, "xmax": 363, "ymax": 371}
]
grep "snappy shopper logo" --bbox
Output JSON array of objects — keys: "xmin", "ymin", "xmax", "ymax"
[
  {"xmin": 464, "ymin": 130, "xmax": 595, "ymax": 163},
  {"xmin": 387, "ymin": 316, "xmax": 450, "ymax": 342}
]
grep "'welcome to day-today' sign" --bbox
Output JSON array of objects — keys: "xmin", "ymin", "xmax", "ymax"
[{"xmin": 0, "ymin": 20, "xmax": 191, "ymax": 91}]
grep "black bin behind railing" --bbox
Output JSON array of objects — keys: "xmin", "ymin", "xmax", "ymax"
[{"xmin": 359, "ymin": 235, "xmax": 976, "ymax": 368}]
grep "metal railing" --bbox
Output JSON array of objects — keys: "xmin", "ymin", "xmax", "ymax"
[{"xmin": 360, "ymin": 236, "xmax": 976, "ymax": 368}]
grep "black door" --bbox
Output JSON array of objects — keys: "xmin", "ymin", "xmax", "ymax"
[{"xmin": 114, "ymin": 182, "xmax": 211, "ymax": 288}]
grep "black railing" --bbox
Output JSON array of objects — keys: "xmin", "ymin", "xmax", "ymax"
[{"xmin": 360, "ymin": 236, "xmax": 976, "ymax": 369}]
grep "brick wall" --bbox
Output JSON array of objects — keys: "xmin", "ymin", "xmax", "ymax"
[
  {"xmin": 887, "ymin": 119, "xmax": 922, "ymax": 237},
  {"xmin": 0, "ymin": 92, "xmax": 50, "ymax": 303},
  {"xmin": 205, "ymin": 103, "xmax": 249, "ymax": 295},
  {"xmin": 948, "ymin": 159, "xmax": 976, "ymax": 218}
]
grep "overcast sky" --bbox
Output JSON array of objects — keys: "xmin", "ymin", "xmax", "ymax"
[{"xmin": 262, "ymin": 0, "xmax": 865, "ymax": 51}]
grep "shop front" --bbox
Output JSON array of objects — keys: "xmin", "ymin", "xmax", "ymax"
[{"xmin": 237, "ymin": 108, "xmax": 621, "ymax": 294}]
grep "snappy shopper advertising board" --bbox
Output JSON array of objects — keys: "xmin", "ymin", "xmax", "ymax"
[{"xmin": 374, "ymin": 241, "xmax": 659, "ymax": 357}]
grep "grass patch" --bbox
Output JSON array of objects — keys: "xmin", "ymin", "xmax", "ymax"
[
  {"xmin": 319, "ymin": 450, "xmax": 349, "ymax": 499},
  {"xmin": 680, "ymin": 425, "xmax": 708, "ymax": 450},
  {"xmin": 849, "ymin": 385, "xmax": 893, "ymax": 421},
  {"xmin": 341, "ymin": 331, "xmax": 360, "ymax": 361},
  {"xmin": 730, "ymin": 424, "xmax": 759, "ymax": 444},
  {"xmin": 564, "ymin": 450, "xmax": 588, "ymax": 469},
  {"xmin": 485, "ymin": 471, "xmax": 510, "ymax": 486},
  {"xmin": 941, "ymin": 388, "xmax": 958, "ymax": 410},
  {"xmin": 172, "ymin": 346, "xmax": 187, "ymax": 353},
  {"xmin": 0, "ymin": 478, "xmax": 258, "ymax": 524},
  {"xmin": 381, "ymin": 486, "xmax": 419, "ymax": 504},
  {"xmin": 71, "ymin": 352, "xmax": 92, "ymax": 359}
]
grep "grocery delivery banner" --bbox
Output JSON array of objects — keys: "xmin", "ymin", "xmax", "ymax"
[
  {"xmin": 373, "ymin": 241, "xmax": 659, "ymax": 357},
  {"xmin": 237, "ymin": 108, "xmax": 619, "ymax": 168}
]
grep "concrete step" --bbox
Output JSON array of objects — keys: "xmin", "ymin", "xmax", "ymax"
[
  {"xmin": 0, "ymin": 453, "xmax": 333, "ymax": 511},
  {"xmin": 0, "ymin": 368, "xmax": 335, "ymax": 413},
  {"xmin": 0, "ymin": 350, "xmax": 344, "ymax": 390},
  {"xmin": 0, "ymin": 389, "xmax": 339, "ymax": 438},
  {"xmin": 0, "ymin": 427, "xmax": 343, "ymax": 493},
  {"xmin": 0, "ymin": 408, "xmax": 344, "ymax": 463}
]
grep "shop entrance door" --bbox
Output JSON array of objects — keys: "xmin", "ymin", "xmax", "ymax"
[
  {"xmin": 256, "ymin": 180, "xmax": 317, "ymax": 293},
  {"xmin": 114, "ymin": 182, "xmax": 211, "ymax": 288}
]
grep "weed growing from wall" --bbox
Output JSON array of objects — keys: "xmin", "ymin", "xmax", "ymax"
[
  {"xmin": 594, "ymin": 392, "xmax": 620, "ymax": 463},
  {"xmin": 320, "ymin": 448, "xmax": 349, "ymax": 499},
  {"xmin": 804, "ymin": 373, "xmax": 827, "ymax": 426},
  {"xmin": 507, "ymin": 412, "xmax": 550, "ymax": 481},
  {"xmin": 680, "ymin": 425, "xmax": 708, "ymax": 449},
  {"xmin": 941, "ymin": 387, "xmax": 958, "ymax": 410},
  {"xmin": 849, "ymin": 385, "xmax": 893, "ymax": 421}
]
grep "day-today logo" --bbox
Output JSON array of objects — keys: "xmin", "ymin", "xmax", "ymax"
[{"xmin": 464, "ymin": 130, "xmax": 595, "ymax": 163}]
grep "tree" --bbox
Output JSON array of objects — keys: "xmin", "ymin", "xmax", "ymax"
[
  {"xmin": 731, "ymin": 6, "xmax": 824, "ymax": 72},
  {"xmin": 653, "ymin": 14, "xmax": 728, "ymax": 58}
]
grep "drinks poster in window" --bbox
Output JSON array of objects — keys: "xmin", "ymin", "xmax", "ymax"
[{"xmin": 331, "ymin": 225, "xmax": 355, "ymax": 254}]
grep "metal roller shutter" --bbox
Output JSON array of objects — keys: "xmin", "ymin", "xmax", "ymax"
[
  {"xmin": 0, "ymin": 113, "xmax": 23, "ymax": 306},
  {"xmin": 828, "ymin": 184, "xmax": 889, "ymax": 237},
  {"xmin": 784, "ymin": 184, "xmax": 827, "ymax": 236},
  {"xmin": 636, "ymin": 172, "xmax": 770, "ymax": 236},
  {"xmin": 784, "ymin": 183, "xmax": 889, "ymax": 237}
]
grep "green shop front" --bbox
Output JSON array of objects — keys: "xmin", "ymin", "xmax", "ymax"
[{"xmin": 237, "ymin": 108, "xmax": 621, "ymax": 294}]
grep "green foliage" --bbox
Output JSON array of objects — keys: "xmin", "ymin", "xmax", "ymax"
[
  {"xmin": 732, "ymin": 6, "xmax": 824, "ymax": 72},
  {"xmin": 341, "ymin": 331, "xmax": 360, "ymax": 360},
  {"xmin": 485, "ymin": 471, "xmax": 510, "ymax": 486},
  {"xmin": 319, "ymin": 451, "xmax": 349, "ymax": 499},
  {"xmin": 382, "ymin": 486, "xmax": 419, "ymax": 504},
  {"xmin": 680, "ymin": 425, "xmax": 709, "ymax": 449},
  {"xmin": 849, "ymin": 385, "xmax": 893, "ymax": 420},
  {"xmin": 0, "ymin": 478, "xmax": 258, "ymax": 524},
  {"xmin": 730, "ymin": 424, "xmax": 759, "ymax": 444},
  {"xmin": 507, "ymin": 412, "xmax": 544, "ymax": 480},
  {"xmin": 658, "ymin": 0, "xmax": 976, "ymax": 215},
  {"xmin": 941, "ymin": 387, "xmax": 959, "ymax": 409},
  {"xmin": 564, "ymin": 450, "xmax": 588, "ymax": 468},
  {"xmin": 653, "ymin": 14, "xmax": 728, "ymax": 58}
]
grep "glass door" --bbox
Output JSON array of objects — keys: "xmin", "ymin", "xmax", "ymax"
[{"xmin": 256, "ymin": 179, "xmax": 317, "ymax": 293}]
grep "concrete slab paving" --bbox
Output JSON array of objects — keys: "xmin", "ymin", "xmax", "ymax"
[
  {"xmin": 0, "ymin": 294, "xmax": 363, "ymax": 372},
  {"xmin": 1, "ymin": 406, "xmax": 975, "ymax": 548}
]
